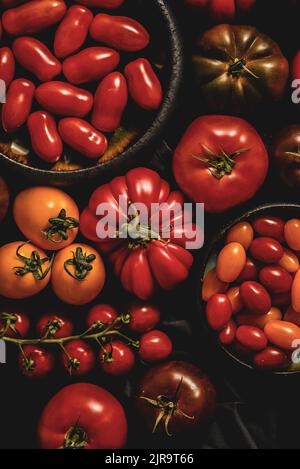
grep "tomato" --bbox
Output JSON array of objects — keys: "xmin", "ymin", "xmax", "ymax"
[
  {"xmin": 226, "ymin": 286, "xmax": 244, "ymax": 314},
  {"xmin": 2, "ymin": 0, "xmax": 67, "ymax": 36},
  {"xmin": 202, "ymin": 267, "xmax": 228, "ymax": 302},
  {"xmin": 87, "ymin": 304, "xmax": 118, "ymax": 329},
  {"xmin": 272, "ymin": 291, "xmax": 291, "ymax": 308},
  {"xmin": 58, "ymin": 118, "xmax": 108, "ymax": 159},
  {"xmin": 54, "ymin": 5, "xmax": 93, "ymax": 59},
  {"xmin": 19, "ymin": 345, "xmax": 54, "ymax": 378},
  {"xmin": 35, "ymin": 82, "xmax": 93, "ymax": 117},
  {"xmin": 0, "ymin": 47, "xmax": 15, "ymax": 87},
  {"xmin": 219, "ymin": 320, "xmax": 236, "ymax": 345},
  {"xmin": 253, "ymin": 347, "xmax": 289, "ymax": 371},
  {"xmin": 0, "ymin": 177, "xmax": 9, "ymax": 224},
  {"xmin": 0, "ymin": 242, "xmax": 52, "ymax": 299},
  {"xmin": 0, "ymin": 311, "xmax": 29, "ymax": 338},
  {"xmin": 236, "ymin": 325, "xmax": 268, "ymax": 351},
  {"xmin": 272, "ymin": 126, "xmax": 300, "ymax": 190},
  {"xmin": 226, "ymin": 222, "xmax": 253, "ymax": 250},
  {"xmin": 75, "ymin": 0, "xmax": 124, "ymax": 7},
  {"xmin": 38, "ymin": 383, "xmax": 128, "ymax": 449},
  {"xmin": 216, "ymin": 242, "xmax": 246, "ymax": 283},
  {"xmin": 253, "ymin": 216, "xmax": 285, "ymax": 242},
  {"xmin": 237, "ymin": 307, "xmax": 282, "ymax": 330},
  {"xmin": 192, "ymin": 25, "xmax": 289, "ymax": 114},
  {"xmin": 284, "ymin": 307, "xmax": 300, "ymax": 327},
  {"xmin": 90, "ymin": 14, "xmax": 149, "ymax": 52},
  {"xmin": 92, "ymin": 72, "xmax": 128, "ymax": 133},
  {"xmin": 99, "ymin": 341, "xmax": 135, "ymax": 376},
  {"xmin": 206, "ymin": 294, "xmax": 232, "ymax": 331},
  {"xmin": 62, "ymin": 340, "xmax": 95, "ymax": 376},
  {"xmin": 284, "ymin": 219, "xmax": 300, "ymax": 251},
  {"xmin": 13, "ymin": 187, "xmax": 79, "ymax": 251},
  {"xmin": 173, "ymin": 116, "xmax": 269, "ymax": 213},
  {"xmin": 128, "ymin": 301, "xmax": 161, "ymax": 334},
  {"xmin": 292, "ymin": 269, "xmax": 300, "ymax": 313},
  {"xmin": 279, "ymin": 248, "xmax": 300, "ymax": 273},
  {"xmin": 236, "ymin": 258, "xmax": 258, "ymax": 282},
  {"xmin": 27, "ymin": 111, "xmax": 63, "ymax": 163},
  {"xmin": 136, "ymin": 361, "xmax": 216, "ymax": 435},
  {"xmin": 36, "ymin": 314, "xmax": 73, "ymax": 339},
  {"xmin": 139, "ymin": 330, "xmax": 173, "ymax": 363},
  {"xmin": 51, "ymin": 243, "xmax": 106, "ymax": 305},
  {"xmin": 239, "ymin": 281, "xmax": 271, "ymax": 316},
  {"xmin": 2, "ymin": 79, "xmax": 35, "ymax": 133},
  {"xmin": 259, "ymin": 265, "xmax": 292, "ymax": 294},
  {"xmin": 264, "ymin": 320, "xmax": 300, "ymax": 350},
  {"xmin": 124, "ymin": 59, "xmax": 163, "ymax": 111},
  {"xmin": 184, "ymin": 0, "xmax": 256, "ymax": 21},
  {"xmin": 250, "ymin": 237, "xmax": 284, "ymax": 264}
]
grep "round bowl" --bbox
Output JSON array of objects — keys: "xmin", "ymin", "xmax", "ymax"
[{"xmin": 0, "ymin": 0, "xmax": 183, "ymax": 186}]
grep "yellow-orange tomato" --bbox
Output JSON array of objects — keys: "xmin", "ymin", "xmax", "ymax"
[
  {"xmin": 202, "ymin": 267, "xmax": 228, "ymax": 302},
  {"xmin": 292, "ymin": 269, "xmax": 300, "ymax": 313},
  {"xmin": 0, "ymin": 177, "xmax": 9, "ymax": 223},
  {"xmin": 226, "ymin": 286, "xmax": 244, "ymax": 314},
  {"xmin": 284, "ymin": 219, "xmax": 300, "ymax": 251},
  {"xmin": 237, "ymin": 307, "xmax": 282, "ymax": 330},
  {"xmin": 13, "ymin": 187, "xmax": 79, "ymax": 251},
  {"xmin": 264, "ymin": 320, "xmax": 300, "ymax": 350},
  {"xmin": 51, "ymin": 243, "xmax": 105, "ymax": 305},
  {"xmin": 226, "ymin": 222, "xmax": 253, "ymax": 250},
  {"xmin": 284, "ymin": 306, "xmax": 300, "ymax": 327},
  {"xmin": 216, "ymin": 242, "xmax": 246, "ymax": 283},
  {"xmin": 0, "ymin": 241, "xmax": 52, "ymax": 299},
  {"xmin": 279, "ymin": 248, "xmax": 299, "ymax": 273}
]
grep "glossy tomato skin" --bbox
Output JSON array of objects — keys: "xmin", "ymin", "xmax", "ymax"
[
  {"xmin": 284, "ymin": 219, "xmax": 300, "ymax": 251},
  {"xmin": 90, "ymin": 14, "xmax": 149, "ymax": 52},
  {"xmin": 58, "ymin": 118, "xmax": 108, "ymax": 159},
  {"xmin": 219, "ymin": 320, "xmax": 236, "ymax": 345},
  {"xmin": 2, "ymin": 79, "xmax": 35, "ymax": 133},
  {"xmin": 226, "ymin": 286, "xmax": 244, "ymax": 314},
  {"xmin": 184, "ymin": 0, "xmax": 256, "ymax": 21},
  {"xmin": 292, "ymin": 269, "xmax": 300, "ymax": 313},
  {"xmin": 87, "ymin": 304, "xmax": 118, "ymax": 328},
  {"xmin": 237, "ymin": 307, "xmax": 282, "ymax": 330},
  {"xmin": 253, "ymin": 347, "xmax": 289, "ymax": 371},
  {"xmin": 0, "ymin": 177, "xmax": 9, "ymax": 223},
  {"xmin": 272, "ymin": 126, "xmax": 300, "ymax": 190},
  {"xmin": 35, "ymin": 82, "xmax": 93, "ymax": 117},
  {"xmin": 0, "ymin": 311, "xmax": 30, "ymax": 338},
  {"xmin": 206, "ymin": 294, "xmax": 232, "ymax": 331},
  {"xmin": 38, "ymin": 383, "xmax": 128, "ymax": 449},
  {"xmin": 19, "ymin": 345, "xmax": 55, "ymax": 378},
  {"xmin": 62, "ymin": 340, "xmax": 95, "ymax": 376},
  {"xmin": 239, "ymin": 281, "xmax": 272, "ymax": 316},
  {"xmin": 27, "ymin": 111, "xmax": 63, "ymax": 163},
  {"xmin": 54, "ymin": 5, "xmax": 93, "ymax": 58},
  {"xmin": 36, "ymin": 314, "xmax": 73, "ymax": 339},
  {"xmin": 226, "ymin": 222, "xmax": 253, "ymax": 250},
  {"xmin": 279, "ymin": 248, "xmax": 299, "ymax": 273},
  {"xmin": 75, "ymin": 0, "xmax": 124, "ymax": 7},
  {"xmin": 216, "ymin": 242, "xmax": 246, "ymax": 283},
  {"xmin": 284, "ymin": 307, "xmax": 300, "ymax": 327},
  {"xmin": 264, "ymin": 320, "xmax": 300, "ymax": 350},
  {"xmin": 259, "ymin": 265, "xmax": 292, "ymax": 294},
  {"xmin": 250, "ymin": 237, "xmax": 284, "ymax": 264},
  {"xmin": 202, "ymin": 268, "xmax": 228, "ymax": 302},
  {"xmin": 139, "ymin": 330, "xmax": 173, "ymax": 363},
  {"xmin": 99, "ymin": 341, "xmax": 135, "ymax": 376},
  {"xmin": 128, "ymin": 301, "xmax": 161, "ymax": 334},
  {"xmin": 2, "ymin": 0, "xmax": 67, "ymax": 36},
  {"xmin": 92, "ymin": 72, "xmax": 128, "ymax": 132},
  {"xmin": 0, "ymin": 47, "xmax": 15, "ymax": 87},
  {"xmin": 124, "ymin": 59, "xmax": 163, "ymax": 111},
  {"xmin": 236, "ymin": 258, "xmax": 258, "ymax": 283},
  {"xmin": 173, "ymin": 116, "xmax": 269, "ymax": 213},
  {"xmin": 253, "ymin": 216, "xmax": 285, "ymax": 242},
  {"xmin": 236, "ymin": 325, "xmax": 268, "ymax": 351}
]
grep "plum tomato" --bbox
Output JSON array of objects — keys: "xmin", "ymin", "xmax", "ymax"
[
  {"xmin": 249, "ymin": 237, "xmax": 284, "ymax": 264},
  {"xmin": 216, "ymin": 242, "xmax": 246, "ymax": 283},
  {"xmin": 284, "ymin": 219, "xmax": 300, "ymax": 251},
  {"xmin": 202, "ymin": 268, "xmax": 228, "ymax": 302},
  {"xmin": 99, "ymin": 341, "xmax": 135, "ymax": 376},
  {"xmin": 219, "ymin": 320, "xmax": 236, "ymax": 345},
  {"xmin": 27, "ymin": 111, "xmax": 63, "ymax": 163},
  {"xmin": 0, "ymin": 311, "xmax": 29, "ymax": 338},
  {"xmin": 236, "ymin": 325, "xmax": 268, "ymax": 351},
  {"xmin": 253, "ymin": 347, "xmax": 289, "ymax": 371},
  {"xmin": 62, "ymin": 340, "xmax": 95, "ymax": 376},
  {"xmin": 2, "ymin": 78, "xmax": 35, "ymax": 133},
  {"xmin": 264, "ymin": 320, "xmax": 300, "ymax": 350},
  {"xmin": 226, "ymin": 286, "xmax": 244, "ymax": 314},
  {"xmin": 237, "ymin": 307, "xmax": 282, "ymax": 330},
  {"xmin": 279, "ymin": 248, "xmax": 300, "ymax": 273},
  {"xmin": 236, "ymin": 257, "xmax": 258, "ymax": 282},
  {"xmin": 19, "ymin": 345, "xmax": 55, "ymax": 378},
  {"xmin": 284, "ymin": 306, "xmax": 300, "ymax": 327},
  {"xmin": 128, "ymin": 301, "xmax": 161, "ymax": 334},
  {"xmin": 206, "ymin": 294, "xmax": 233, "ymax": 331},
  {"xmin": 252, "ymin": 216, "xmax": 285, "ymax": 242},
  {"xmin": 0, "ymin": 47, "xmax": 15, "ymax": 87},
  {"xmin": 226, "ymin": 222, "xmax": 254, "ymax": 250},
  {"xmin": 239, "ymin": 281, "xmax": 272, "ymax": 316},
  {"xmin": 259, "ymin": 265, "xmax": 293, "ymax": 294},
  {"xmin": 36, "ymin": 314, "xmax": 73, "ymax": 339},
  {"xmin": 139, "ymin": 330, "xmax": 173, "ymax": 363},
  {"xmin": 87, "ymin": 304, "xmax": 118, "ymax": 329},
  {"xmin": 292, "ymin": 269, "xmax": 300, "ymax": 313}
]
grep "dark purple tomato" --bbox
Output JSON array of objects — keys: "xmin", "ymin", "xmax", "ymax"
[
  {"xmin": 206, "ymin": 294, "xmax": 232, "ymax": 331},
  {"xmin": 250, "ymin": 237, "xmax": 284, "ymax": 264},
  {"xmin": 236, "ymin": 325, "xmax": 268, "ymax": 351},
  {"xmin": 253, "ymin": 347, "xmax": 289, "ymax": 371},
  {"xmin": 259, "ymin": 265, "xmax": 293, "ymax": 294},
  {"xmin": 239, "ymin": 281, "xmax": 272, "ymax": 316},
  {"xmin": 252, "ymin": 216, "xmax": 285, "ymax": 242}
]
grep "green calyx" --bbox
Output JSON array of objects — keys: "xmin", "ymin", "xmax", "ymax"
[
  {"xmin": 228, "ymin": 57, "xmax": 259, "ymax": 79},
  {"xmin": 62, "ymin": 425, "xmax": 88, "ymax": 450},
  {"xmin": 193, "ymin": 145, "xmax": 249, "ymax": 179},
  {"xmin": 43, "ymin": 209, "xmax": 79, "ymax": 244},
  {"xmin": 14, "ymin": 242, "xmax": 54, "ymax": 280},
  {"xmin": 64, "ymin": 247, "xmax": 96, "ymax": 281}
]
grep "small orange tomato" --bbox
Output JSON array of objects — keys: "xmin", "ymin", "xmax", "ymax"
[
  {"xmin": 284, "ymin": 219, "xmax": 300, "ymax": 251},
  {"xmin": 284, "ymin": 306, "xmax": 300, "ymax": 327},
  {"xmin": 264, "ymin": 320, "xmax": 300, "ymax": 350},
  {"xmin": 237, "ymin": 307, "xmax": 282, "ymax": 330},
  {"xmin": 216, "ymin": 242, "xmax": 246, "ymax": 283},
  {"xmin": 279, "ymin": 248, "xmax": 299, "ymax": 273},
  {"xmin": 0, "ymin": 241, "xmax": 52, "ymax": 299},
  {"xmin": 226, "ymin": 286, "xmax": 244, "ymax": 314},
  {"xmin": 226, "ymin": 222, "xmax": 253, "ymax": 250},
  {"xmin": 13, "ymin": 187, "xmax": 79, "ymax": 251},
  {"xmin": 51, "ymin": 243, "xmax": 105, "ymax": 305},
  {"xmin": 0, "ymin": 177, "xmax": 9, "ymax": 223},
  {"xmin": 202, "ymin": 267, "xmax": 228, "ymax": 302},
  {"xmin": 292, "ymin": 269, "xmax": 300, "ymax": 313}
]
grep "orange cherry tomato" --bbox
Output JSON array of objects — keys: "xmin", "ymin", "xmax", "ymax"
[
  {"xmin": 226, "ymin": 222, "xmax": 253, "ymax": 250},
  {"xmin": 216, "ymin": 242, "xmax": 246, "ymax": 283},
  {"xmin": 284, "ymin": 306, "xmax": 300, "ymax": 327},
  {"xmin": 51, "ymin": 243, "xmax": 106, "ymax": 305},
  {"xmin": 279, "ymin": 248, "xmax": 300, "ymax": 273},
  {"xmin": 284, "ymin": 219, "xmax": 300, "ymax": 251},
  {"xmin": 202, "ymin": 267, "xmax": 228, "ymax": 302},
  {"xmin": 0, "ymin": 242, "xmax": 52, "ymax": 299},
  {"xmin": 264, "ymin": 320, "xmax": 300, "ymax": 350},
  {"xmin": 13, "ymin": 187, "xmax": 79, "ymax": 251},
  {"xmin": 237, "ymin": 307, "xmax": 282, "ymax": 330},
  {"xmin": 226, "ymin": 286, "xmax": 244, "ymax": 314},
  {"xmin": 292, "ymin": 269, "xmax": 300, "ymax": 313}
]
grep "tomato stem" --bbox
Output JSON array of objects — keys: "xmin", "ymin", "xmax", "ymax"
[
  {"xmin": 14, "ymin": 242, "xmax": 54, "ymax": 280},
  {"xmin": 61, "ymin": 425, "xmax": 88, "ymax": 450},
  {"xmin": 193, "ymin": 146, "xmax": 249, "ymax": 179},
  {"xmin": 64, "ymin": 247, "xmax": 96, "ymax": 281},
  {"xmin": 228, "ymin": 57, "xmax": 259, "ymax": 79},
  {"xmin": 43, "ymin": 209, "xmax": 79, "ymax": 244}
]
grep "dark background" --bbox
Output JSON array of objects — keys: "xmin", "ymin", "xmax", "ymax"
[{"xmin": 1, "ymin": 0, "xmax": 300, "ymax": 450}]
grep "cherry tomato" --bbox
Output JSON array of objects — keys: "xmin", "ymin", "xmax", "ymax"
[
  {"xmin": 75, "ymin": 0, "xmax": 124, "ymax": 7},
  {"xmin": 226, "ymin": 286, "xmax": 244, "ymax": 314},
  {"xmin": 87, "ymin": 304, "xmax": 118, "ymax": 329},
  {"xmin": 264, "ymin": 320, "xmax": 300, "ymax": 350},
  {"xmin": 292, "ymin": 269, "xmax": 300, "ymax": 313},
  {"xmin": 36, "ymin": 314, "xmax": 73, "ymax": 339},
  {"xmin": 219, "ymin": 320, "xmax": 236, "ymax": 345},
  {"xmin": 0, "ymin": 47, "xmax": 15, "ymax": 87},
  {"xmin": 139, "ymin": 330, "xmax": 173, "ymax": 363},
  {"xmin": 216, "ymin": 242, "xmax": 246, "ymax": 283},
  {"xmin": 0, "ymin": 311, "xmax": 29, "ymax": 338},
  {"xmin": 27, "ymin": 111, "xmax": 63, "ymax": 163},
  {"xmin": 202, "ymin": 267, "xmax": 228, "ymax": 302},
  {"xmin": 90, "ymin": 14, "xmax": 150, "ymax": 52},
  {"xmin": 13, "ymin": 187, "xmax": 79, "ymax": 251},
  {"xmin": 124, "ymin": 58, "xmax": 163, "ymax": 111},
  {"xmin": 58, "ymin": 118, "xmax": 108, "ymax": 160},
  {"xmin": 236, "ymin": 325, "xmax": 268, "ymax": 351},
  {"xmin": 2, "ymin": 79, "xmax": 35, "ymax": 133},
  {"xmin": 35, "ymin": 82, "xmax": 93, "ymax": 117},
  {"xmin": 19, "ymin": 345, "xmax": 54, "ymax": 378},
  {"xmin": 54, "ymin": 5, "xmax": 93, "ymax": 58},
  {"xmin": 253, "ymin": 347, "xmax": 289, "ymax": 371},
  {"xmin": 279, "ymin": 248, "xmax": 300, "ymax": 273},
  {"xmin": 92, "ymin": 72, "xmax": 128, "ymax": 133},
  {"xmin": 62, "ymin": 340, "xmax": 95, "ymax": 376},
  {"xmin": 226, "ymin": 222, "xmax": 253, "ymax": 249},
  {"xmin": 237, "ymin": 307, "xmax": 282, "ymax": 330},
  {"xmin": 63, "ymin": 47, "xmax": 120, "ymax": 85},
  {"xmin": 236, "ymin": 257, "xmax": 258, "ymax": 282},
  {"xmin": 253, "ymin": 216, "xmax": 285, "ymax": 242},
  {"xmin": 284, "ymin": 219, "xmax": 300, "ymax": 251},
  {"xmin": 239, "ymin": 281, "xmax": 271, "ymax": 315},
  {"xmin": 284, "ymin": 306, "xmax": 300, "ymax": 327},
  {"xmin": 206, "ymin": 294, "xmax": 232, "ymax": 331},
  {"xmin": 99, "ymin": 341, "xmax": 135, "ymax": 376},
  {"xmin": 128, "ymin": 301, "xmax": 161, "ymax": 334},
  {"xmin": 272, "ymin": 291, "xmax": 291, "ymax": 308},
  {"xmin": 250, "ymin": 237, "xmax": 284, "ymax": 264},
  {"xmin": 259, "ymin": 265, "xmax": 293, "ymax": 294},
  {"xmin": 2, "ymin": 0, "xmax": 67, "ymax": 36}
]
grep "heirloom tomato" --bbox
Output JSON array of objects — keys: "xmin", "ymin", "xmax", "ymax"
[
  {"xmin": 0, "ymin": 47, "xmax": 15, "ymax": 87},
  {"xmin": 184, "ymin": 0, "xmax": 256, "ymax": 22},
  {"xmin": 272, "ymin": 126, "xmax": 300, "ymax": 191},
  {"xmin": 99, "ymin": 341, "xmax": 135, "ymax": 376}
]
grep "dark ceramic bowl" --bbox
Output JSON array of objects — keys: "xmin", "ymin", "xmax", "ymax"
[
  {"xmin": 198, "ymin": 203, "xmax": 300, "ymax": 376},
  {"xmin": 0, "ymin": 0, "xmax": 183, "ymax": 185}
]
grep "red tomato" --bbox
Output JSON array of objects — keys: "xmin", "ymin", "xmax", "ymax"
[
  {"xmin": 36, "ymin": 314, "xmax": 73, "ymax": 339},
  {"xmin": 216, "ymin": 242, "xmax": 246, "ymax": 282},
  {"xmin": 0, "ymin": 311, "xmax": 29, "ymax": 338},
  {"xmin": 139, "ymin": 330, "xmax": 173, "ymax": 363},
  {"xmin": 63, "ymin": 47, "xmax": 120, "ymax": 85},
  {"xmin": 236, "ymin": 325, "xmax": 268, "ymax": 351},
  {"xmin": 38, "ymin": 383, "xmax": 128, "ymax": 449},
  {"xmin": 279, "ymin": 248, "xmax": 300, "ymax": 273},
  {"xmin": 2, "ymin": 79, "xmax": 35, "ymax": 133},
  {"xmin": 92, "ymin": 72, "xmax": 128, "ymax": 132},
  {"xmin": 58, "ymin": 118, "xmax": 108, "ymax": 159},
  {"xmin": 259, "ymin": 265, "xmax": 292, "ymax": 294},
  {"xmin": 128, "ymin": 301, "xmax": 161, "ymax": 334},
  {"xmin": 206, "ymin": 293, "xmax": 233, "ymax": 331},
  {"xmin": 124, "ymin": 58, "xmax": 163, "ymax": 111},
  {"xmin": 75, "ymin": 0, "xmax": 124, "ymax": 7},
  {"xmin": 99, "ymin": 341, "xmax": 135, "ymax": 376},
  {"xmin": 27, "ymin": 111, "xmax": 63, "ymax": 163},
  {"xmin": 2, "ymin": 0, "xmax": 67, "ymax": 36},
  {"xmin": 87, "ymin": 304, "xmax": 118, "ymax": 329},
  {"xmin": 253, "ymin": 347, "xmax": 289, "ymax": 371},
  {"xmin": 90, "ymin": 14, "xmax": 150, "ymax": 52},
  {"xmin": 35, "ymin": 82, "xmax": 93, "ymax": 117},
  {"xmin": 284, "ymin": 306, "xmax": 300, "ymax": 327},
  {"xmin": 292, "ymin": 269, "xmax": 300, "ymax": 313},
  {"xmin": 264, "ymin": 320, "xmax": 300, "ymax": 350},
  {"xmin": 219, "ymin": 320, "xmax": 236, "ymax": 345},
  {"xmin": 62, "ymin": 340, "xmax": 95, "ymax": 376},
  {"xmin": 173, "ymin": 116, "xmax": 269, "ymax": 213},
  {"xmin": 236, "ymin": 257, "xmax": 258, "ymax": 282},
  {"xmin": 284, "ymin": 219, "xmax": 300, "ymax": 251},
  {"xmin": 253, "ymin": 216, "xmax": 285, "ymax": 242},
  {"xmin": 226, "ymin": 222, "xmax": 253, "ymax": 249},
  {"xmin": 54, "ymin": 5, "xmax": 93, "ymax": 58},
  {"xmin": 0, "ymin": 47, "xmax": 15, "ymax": 87},
  {"xmin": 226, "ymin": 286, "xmax": 244, "ymax": 314},
  {"xmin": 250, "ymin": 237, "xmax": 284, "ymax": 264},
  {"xmin": 239, "ymin": 281, "xmax": 271, "ymax": 316},
  {"xmin": 184, "ymin": 0, "xmax": 256, "ymax": 22},
  {"xmin": 19, "ymin": 345, "xmax": 54, "ymax": 378},
  {"xmin": 202, "ymin": 267, "xmax": 228, "ymax": 302}
]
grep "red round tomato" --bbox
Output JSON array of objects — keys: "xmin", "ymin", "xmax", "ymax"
[
  {"xmin": 36, "ymin": 314, "xmax": 73, "ymax": 339},
  {"xmin": 139, "ymin": 330, "xmax": 173, "ymax": 363},
  {"xmin": 239, "ymin": 281, "xmax": 271, "ymax": 316},
  {"xmin": 19, "ymin": 345, "xmax": 55, "ymax": 378},
  {"xmin": 206, "ymin": 294, "xmax": 232, "ymax": 331},
  {"xmin": 128, "ymin": 301, "xmax": 161, "ymax": 334},
  {"xmin": 236, "ymin": 325, "xmax": 268, "ymax": 351},
  {"xmin": 62, "ymin": 340, "xmax": 95, "ymax": 376},
  {"xmin": 99, "ymin": 341, "xmax": 135, "ymax": 376},
  {"xmin": 0, "ymin": 311, "xmax": 29, "ymax": 338},
  {"xmin": 87, "ymin": 304, "xmax": 118, "ymax": 329}
]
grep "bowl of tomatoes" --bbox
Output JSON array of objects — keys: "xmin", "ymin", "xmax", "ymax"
[
  {"xmin": 0, "ymin": 0, "xmax": 183, "ymax": 185},
  {"xmin": 199, "ymin": 203, "xmax": 300, "ymax": 376}
]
